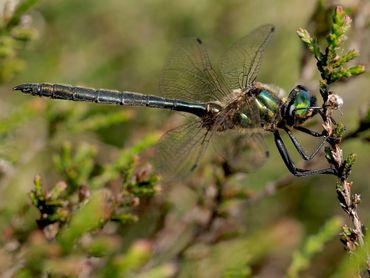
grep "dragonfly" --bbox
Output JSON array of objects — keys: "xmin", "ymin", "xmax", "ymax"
[{"xmin": 14, "ymin": 24, "xmax": 336, "ymax": 180}]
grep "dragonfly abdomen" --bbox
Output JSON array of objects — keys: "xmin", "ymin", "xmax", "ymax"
[
  {"xmin": 14, "ymin": 83, "xmax": 208, "ymax": 117},
  {"xmin": 14, "ymin": 83, "xmax": 158, "ymax": 105}
]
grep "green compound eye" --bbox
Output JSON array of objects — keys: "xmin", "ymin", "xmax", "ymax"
[
  {"xmin": 293, "ymin": 89, "xmax": 311, "ymax": 116},
  {"xmin": 286, "ymin": 85, "xmax": 317, "ymax": 125}
]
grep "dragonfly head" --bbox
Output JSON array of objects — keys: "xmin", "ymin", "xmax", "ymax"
[{"xmin": 284, "ymin": 85, "xmax": 317, "ymax": 126}]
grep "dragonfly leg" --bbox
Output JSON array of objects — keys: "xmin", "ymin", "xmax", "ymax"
[
  {"xmin": 284, "ymin": 128, "xmax": 327, "ymax": 161},
  {"xmin": 293, "ymin": 126, "xmax": 326, "ymax": 137},
  {"xmin": 273, "ymin": 130, "xmax": 336, "ymax": 176}
]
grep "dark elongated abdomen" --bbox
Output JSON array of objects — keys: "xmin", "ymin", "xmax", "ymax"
[{"xmin": 14, "ymin": 83, "xmax": 208, "ymax": 117}]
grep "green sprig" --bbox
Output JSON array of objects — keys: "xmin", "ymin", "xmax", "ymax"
[
  {"xmin": 341, "ymin": 153, "xmax": 356, "ymax": 179},
  {"xmin": 53, "ymin": 142, "xmax": 97, "ymax": 191},
  {"xmin": 297, "ymin": 6, "xmax": 365, "ymax": 87},
  {"xmin": 29, "ymin": 176, "xmax": 69, "ymax": 228},
  {"xmin": 0, "ymin": 0, "xmax": 39, "ymax": 82},
  {"xmin": 285, "ymin": 217, "xmax": 343, "ymax": 278}
]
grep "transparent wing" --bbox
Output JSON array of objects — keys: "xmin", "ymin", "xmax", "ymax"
[
  {"xmin": 159, "ymin": 38, "xmax": 230, "ymax": 103},
  {"xmin": 220, "ymin": 24, "xmax": 275, "ymax": 91},
  {"xmin": 213, "ymin": 129, "xmax": 269, "ymax": 173},
  {"xmin": 153, "ymin": 119, "xmax": 213, "ymax": 181}
]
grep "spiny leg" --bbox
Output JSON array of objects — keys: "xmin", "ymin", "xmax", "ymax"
[
  {"xmin": 273, "ymin": 130, "xmax": 336, "ymax": 176},
  {"xmin": 284, "ymin": 128, "xmax": 327, "ymax": 161},
  {"xmin": 293, "ymin": 126, "xmax": 326, "ymax": 137}
]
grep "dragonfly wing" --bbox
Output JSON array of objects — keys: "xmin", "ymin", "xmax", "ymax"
[
  {"xmin": 160, "ymin": 38, "xmax": 229, "ymax": 102},
  {"xmin": 213, "ymin": 129, "xmax": 269, "ymax": 173},
  {"xmin": 220, "ymin": 24, "xmax": 275, "ymax": 91},
  {"xmin": 153, "ymin": 119, "xmax": 213, "ymax": 181}
]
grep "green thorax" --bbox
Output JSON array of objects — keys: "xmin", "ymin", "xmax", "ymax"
[{"xmin": 236, "ymin": 85, "xmax": 282, "ymax": 128}]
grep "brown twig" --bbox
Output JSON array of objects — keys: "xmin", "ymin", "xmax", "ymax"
[
  {"xmin": 297, "ymin": 4, "xmax": 369, "ymax": 274},
  {"xmin": 321, "ymin": 88, "xmax": 369, "ymax": 273}
]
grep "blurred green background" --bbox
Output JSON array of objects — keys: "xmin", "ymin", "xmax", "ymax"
[{"xmin": 0, "ymin": 0, "xmax": 369, "ymax": 277}]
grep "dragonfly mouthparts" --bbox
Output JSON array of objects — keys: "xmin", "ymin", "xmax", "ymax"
[{"xmin": 13, "ymin": 83, "xmax": 38, "ymax": 94}]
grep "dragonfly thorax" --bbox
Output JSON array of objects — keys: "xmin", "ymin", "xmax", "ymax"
[
  {"xmin": 208, "ymin": 84, "xmax": 283, "ymax": 132},
  {"xmin": 231, "ymin": 83, "xmax": 282, "ymax": 130}
]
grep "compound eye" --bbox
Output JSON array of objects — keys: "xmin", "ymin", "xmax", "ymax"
[
  {"xmin": 293, "ymin": 88, "xmax": 311, "ymax": 116},
  {"xmin": 287, "ymin": 86, "xmax": 314, "ymax": 119}
]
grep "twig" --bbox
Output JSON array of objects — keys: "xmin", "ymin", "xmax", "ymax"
[{"xmin": 298, "ymin": 5, "xmax": 369, "ymax": 274}]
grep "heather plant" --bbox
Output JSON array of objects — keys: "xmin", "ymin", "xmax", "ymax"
[{"xmin": 0, "ymin": 1, "xmax": 369, "ymax": 277}]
